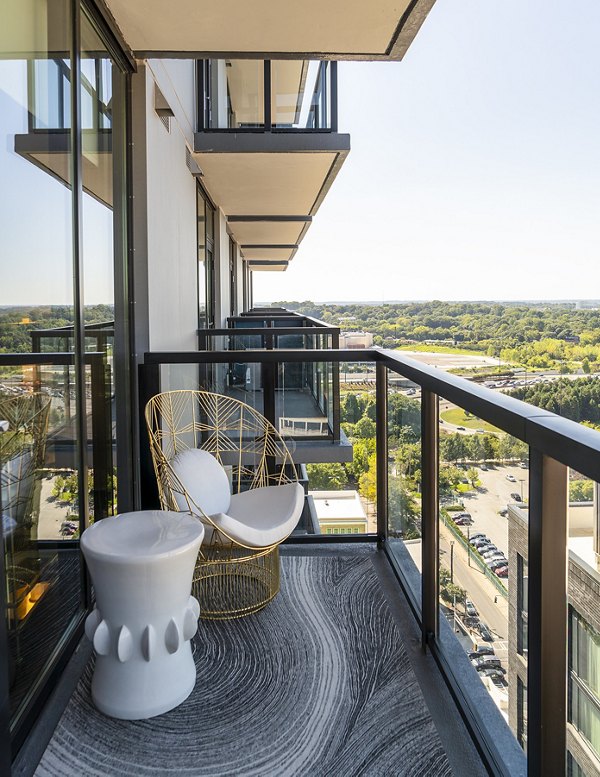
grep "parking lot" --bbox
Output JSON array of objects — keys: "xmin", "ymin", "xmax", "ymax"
[{"xmin": 456, "ymin": 463, "xmax": 529, "ymax": 562}]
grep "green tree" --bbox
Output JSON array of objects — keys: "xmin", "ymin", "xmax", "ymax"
[
  {"xmin": 388, "ymin": 476, "xmax": 420, "ymax": 539},
  {"xmin": 358, "ymin": 454, "xmax": 377, "ymax": 504},
  {"xmin": 342, "ymin": 393, "xmax": 362, "ymax": 424},
  {"xmin": 307, "ymin": 463, "xmax": 349, "ymax": 490},
  {"xmin": 569, "ymin": 479, "xmax": 594, "ymax": 502},
  {"xmin": 353, "ymin": 416, "xmax": 377, "ymax": 439},
  {"xmin": 466, "ymin": 467, "xmax": 480, "ymax": 487},
  {"xmin": 348, "ymin": 437, "xmax": 376, "ymax": 480},
  {"xmin": 440, "ymin": 433, "xmax": 468, "ymax": 463}
]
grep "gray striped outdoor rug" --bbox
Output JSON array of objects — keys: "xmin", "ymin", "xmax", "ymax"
[{"xmin": 36, "ymin": 553, "xmax": 452, "ymax": 776}]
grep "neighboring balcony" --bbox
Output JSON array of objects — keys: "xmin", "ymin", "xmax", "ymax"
[
  {"xmin": 196, "ymin": 309, "xmax": 351, "ymax": 466},
  {"xmin": 14, "ymin": 57, "xmax": 114, "ymax": 208},
  {"xmin": 193, "ymin": 60, "xmax": 350, "ymax": 272}
]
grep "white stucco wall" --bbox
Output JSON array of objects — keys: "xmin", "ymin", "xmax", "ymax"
[{"xmin": 144, "ymin": 63, "xmax": 198, "ymax": 352}]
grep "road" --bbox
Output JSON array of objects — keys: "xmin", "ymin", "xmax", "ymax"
[
  {"xmin": 440, "ymin": 525, "xmax": 509, "ymax": 664},
  {"xmin": 459, "ymin": 464, "xmax": 529, "ymax": 558},
  {"xmin": 438, "ymin": 464, "xmax": 530, "ymax": 666}
]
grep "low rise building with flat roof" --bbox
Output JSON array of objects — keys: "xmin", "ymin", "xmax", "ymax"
[{"xmin": 310, "ymin": 490, "xmax": 368, "ymax": 535}]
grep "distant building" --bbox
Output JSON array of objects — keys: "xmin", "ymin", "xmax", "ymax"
[
  {"xmin": 507, "ymin": 489, "xmax": 600, "ymax": 774},
  {"xmin": 310, "ymin": 490, "xmax": 368, "ymax": 535},
  {"xmin": 339, "ymin": 331, "xmax": 373, "ymax": 349}
]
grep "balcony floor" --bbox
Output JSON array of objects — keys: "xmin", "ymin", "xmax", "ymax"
[{"xmin": 33, "ymin": 546, "xmax": 486, "ymax": 776}]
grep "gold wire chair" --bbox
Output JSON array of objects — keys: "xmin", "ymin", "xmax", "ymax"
[
  {"xmin": 145, "ymin": 390, "xmax": 301, "ymax": 619},
  {"xmin": 0, "ymin": 393, "xmax": 51, "ymax": 629}
]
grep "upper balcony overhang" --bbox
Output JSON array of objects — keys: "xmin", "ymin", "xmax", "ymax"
[
  {"xmin": 193, "ymin": 132, "xmax": 350, "ymax": 270},
  {"xmin": 14, "ymin": 130, "xmax": 113, "ymax": 208},
  {"xmin": 103, "ymin": 0, "xmax": 436, "ymax": 60}
]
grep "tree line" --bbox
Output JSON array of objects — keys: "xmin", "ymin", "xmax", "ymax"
[
  {"xmin": 276, "ymin": 299, "xmax": 600, "ymax": 355},
  {"xmin": 508, "ymin": 377, "xmax": 600, "ymax": 426}
]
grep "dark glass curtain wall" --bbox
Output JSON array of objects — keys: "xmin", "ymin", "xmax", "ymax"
[{"xmin": 0, "ymin": 0, "xmax": 131, "ymax": 762}]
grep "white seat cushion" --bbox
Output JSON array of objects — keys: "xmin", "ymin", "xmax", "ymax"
[
  {"xmin": 209, "ymin": 482, "xmax": 304, "ymax": 548},
  {"xmin": 171, "ymin": 448, "xmax": 231, "ymax": 517}
]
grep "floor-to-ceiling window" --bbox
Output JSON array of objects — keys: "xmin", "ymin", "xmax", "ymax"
[
  {"xmin": 0, "ymin": 0, "xmax": 130, "ymax": 761},
  {"xmin": 197, "ymin": 183, "xmax": 215, "ymax": 329}
]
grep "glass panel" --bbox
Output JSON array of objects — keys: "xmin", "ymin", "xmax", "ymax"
[
  {"xmin": 197, "ymin": 187, "xmax": 207, "ymax": 329},
  {"xmin": 307, "ymin": 360, "xmax": 375, "ymax": 536},
  {"xmin": 385, "ymin": 371, "xmax": 422, "ymax": 607},
  {"xmin": 436, "ymin": 396, "xmax": 529, "ymax": 757},
  {"xmin": 0, "ymin": 0, "xmax": 86, "ymax": 735},
  {"xmin": 207, "ymin": 60, "xmax": 264, "ymax": 129},
  {"xmin": 81, "ymin": 14, "xmax": 118, "ymax": 521},
  {"xmin": 197, "ymin": 188, "xmax": 215, "ymax": 330},
  {"xmin": 271, "ymin": 60, "xmax": 332, "ymax": 129}
]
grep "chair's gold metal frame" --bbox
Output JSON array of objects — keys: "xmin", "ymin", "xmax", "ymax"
[
  {"xmin": 0, "ymin": 393, "xmax": 51, "ymax": 627},
  {"xmin": 145, "ymin": 390, "xmax": 299, "ymax": 619}
]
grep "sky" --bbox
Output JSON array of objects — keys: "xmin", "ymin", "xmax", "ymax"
[{"xmin": 255, "ymin": 0, "xmax": 600, "ymax": 304}]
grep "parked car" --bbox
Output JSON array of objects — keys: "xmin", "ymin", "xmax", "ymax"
[
  {"xmin": 454, "ymin": 516, "xmax": 473, "ymax": 526},
  {"xmin": 477, "ymin": 622, "xmax": 494, "ymax": 642},
  {"xmin": 480, "ymin": 669, "xmax": 507, "ymax": 688},
  {"xmin": 464, "ymin": 615, "xmax": 480, "ymax": 628},
  {"xmin": 468, "ymin": 646, "xmax": 495, "ymax": 659},
  {"xmin": 506, "ymin": 474, "xmax": 516, "ymax": 482},
  {"xmin": 486, "ymin": 556, "xmax": 506, "ymax": 567},
  {"xmin": 489, "ymin": 559, "xmax": 508, "ymax": 571},
  {"xmin": 499, "ymin": 508, "xmax": 508, "ymax": 517},
  {"xmin": 519, "ymin": 461, "xmax": 528, "ymax": 469},
  {"xmin": 470, "ymin": 532, "xmax": 487, "ymax": 541},
  {"xmin": 481, "ymin": 548, "xmax": 499, "ymax": 558},
  {"xmin": 510, "ymin": 492, "xmax": 522, "ymax": 502},
  {"xmin": 456, "ymin": 426, "xmax": 466, "ymax": 431},
  {"xmin": 465, "ymin": 599, "xmax": 478, "ymax": 618},
  {"xmin": 480, "ymin": 464, "xmax": 488, "ymax": 471},
  {"xmin": 472, "ymin": 656, "xmax": 504, "ymax": 672},
  {"xmin": 495, "ymin": 566, "xmax": 509, "ymax": 578}
]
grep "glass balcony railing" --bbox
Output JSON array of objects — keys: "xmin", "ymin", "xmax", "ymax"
[
  {"xmin": 198, "ymin": 59, "xmax": 337, "ymax": 132},
  {"xmin": 197, "ymin": 311, "xmax": 341, "ymax": 443},
  {"xmin": 138, "ymin": 346, "xmax": 600, "ymax": 776}
]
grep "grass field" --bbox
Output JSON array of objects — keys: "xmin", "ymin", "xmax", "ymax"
[
  {"xmin": 395, "ymin": 344, "xmax": 485, "ymax": 357},
  {"xmin": 440, "ymin": 407, "xmax": 501, "ymax": 433}
]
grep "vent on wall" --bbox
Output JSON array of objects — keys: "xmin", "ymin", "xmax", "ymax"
[
  {"xmin": 186, "ymin": 146, "xmax": 203, "ymax": 178},
  {"xmin": 154, "ymin": 82, "xmax": 174, "ymax": 133}
]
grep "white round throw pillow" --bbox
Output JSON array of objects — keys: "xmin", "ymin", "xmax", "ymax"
[{"xmin": 170, "ymin": 448, "xmax": 231, "ymax": 517}]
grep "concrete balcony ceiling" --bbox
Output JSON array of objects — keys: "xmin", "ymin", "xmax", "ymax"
[
  {"xmin": 104, "ymin": 0, "xmax": 436, "ymax": 59},
  {"xmin": 193, "ymin": 133, "xmax": 350, "ymax": 270}
]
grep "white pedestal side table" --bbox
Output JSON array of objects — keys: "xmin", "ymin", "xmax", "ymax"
[{"xmin": 81, "ymin": 510, "xmax": 204, "ymax": 719}]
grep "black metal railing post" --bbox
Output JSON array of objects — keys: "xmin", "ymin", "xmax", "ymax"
[
  {"xmin": 264, "ymin": 60, "xmax": 272, "ymax": 131},
  {"xmin": 138, "ymin": 362, "xmax": 160, "ymax": 509},
  {"xmin": 527, "ymin": 450, "xmax": 568, "ymax": 777},
  {"xmin": 332, "ymin": 330, "xmax": 341, "ymax": 442},
  {"xmin": 376, "ymin": 362, "xmax": 388, "ymax": 547},
  {"xmin": 421, "ymin": 389, "xmax": 439, "ymax": 649},
  {"xmin": 330, "ymin": 62, "xmax": 338, "ymax": 132},
  {"xmin": 89, "ymin": 355, "xmax": 112, "ymax": 522}
]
